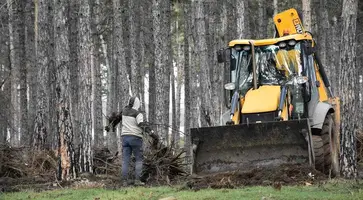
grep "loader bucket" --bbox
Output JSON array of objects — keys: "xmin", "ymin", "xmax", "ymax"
[{"xmin": 191, "ymin": 119, "xmax": 313, "ymax": 175}]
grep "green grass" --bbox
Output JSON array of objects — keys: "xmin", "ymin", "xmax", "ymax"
[{"xmin": 2, "ymin": 180, "xmax": 363, "ymax": 200}]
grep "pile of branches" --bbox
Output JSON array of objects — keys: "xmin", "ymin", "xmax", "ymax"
[
  {"xmin": 142, "ymin": 137, "xmax": 187, "ymax": 184},
  {"xmin": 0, "ymin": 144, "xmax": 57, "ymax": 190},
  {"xmin": 93, "ymin": 147, "xmax": 120, "ymax": 176}
]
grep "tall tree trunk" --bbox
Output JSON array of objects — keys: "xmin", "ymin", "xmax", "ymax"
[
  {"xmin": 0, "ymin": 7, "xmax": 10, "ymax": 144},
  {"xmin": 147, "ymin": 0, "xmax": 156, "ymax": 126},
  {"xmin": 18, "ymin": 0, "xmax": 28, "ymax": 146},
  {"xmin": 7, "ymin": 0, "xmax": 20, "ymax": 146},
  {"xmin": 34, "ymin": 0, "xmax": 50, "ymax": 150},
  {"xmin": 302, "ymin": 0, "xmax": 311, "ymax": 31},
  {"xmin": 195, "ymin": 1, "xmax": 214, "ymax": 127},
  {"xmin": 26, "ymin": 0, "xmax": 37, "ymax": 147},
  {"xmin": 113, "ymin": 0, "xmax": 129, "ymax": 152},
  {"xmin": 90, "ymin": 0, "xmax": 103, "ymax": 148},
  {"xmin": 68, "ymin": 0, "xmax": 80, "ymax": 149},
  {"xmin": 317, "ymin": 0, "xmax": 329, "ymax": 69},
  {"xmin": 183, "ymin": 0, "xmax": 191, "ymax": 166},
  {"xmin": 328, "ymin": 16, "xmax": 340, "ymax": 94},
  {"xmin": 152, "ymin": 0, "xmax": 170, "ymax": 143},
  {"xmin": 105, "ymin": 1, "xmax": 118, "ymax": 153},
  {"xmin": 78, "ymin": 0, "xmax": 93, "ymax": 173},
  {"xmin": 257, "ymin": 0, "xmax": 267, "ymax": 38},
  {"xmin": 338, "ymin": 0, "xmax": 358, "ymax": 179},
  {"xmin": 48, "ymin": 0, "xmax": 57, "ymax": 149},
  {"xmin": 129, "ymin": 0, "xmax": 142, "ymax": 98},
  {"xmin": 54, "ymin": 0, "xmax": 75, "ymax": 180},
  {"xmin": 236, "ymin": 0, "xmax": 246, "ymax": 38}
]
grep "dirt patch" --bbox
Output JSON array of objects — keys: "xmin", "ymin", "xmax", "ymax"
[{"xmin": 186, "ymin": 164, "xmax": 327, "ymax": 190}]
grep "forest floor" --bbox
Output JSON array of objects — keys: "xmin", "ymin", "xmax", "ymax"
[
  {"xmin": 2, "ymin": 179, "xmax": 363, "ymax": 200},
  {"xmin": 2, "ymin": 143, "xmax": 363, "ymax": 199}
]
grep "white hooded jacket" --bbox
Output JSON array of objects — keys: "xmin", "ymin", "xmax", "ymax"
[{"xmin": 121, "ymin": 97, "xmax": 144, "ymax": 138}]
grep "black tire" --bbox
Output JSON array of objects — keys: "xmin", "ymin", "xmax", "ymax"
[
  {"xmin": 321, "ymin": 114, "xmax": 340, "ymax": 177},
  {"xmin": 312, "ymin": 135, "xmax": 324, "ymax": 172}
]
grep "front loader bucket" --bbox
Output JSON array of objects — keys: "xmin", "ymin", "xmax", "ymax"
[{"xmin": 191, "ymin": 119, "xmax": 313, "ymax": 175}]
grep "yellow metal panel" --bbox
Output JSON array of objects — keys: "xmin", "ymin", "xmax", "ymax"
[
  {"xmin": 273, "ymin": 8, "xmax": 305, "ymax": 37},
  {"xmin": 228, "ymin": 33, "xmax": 312, "ymax": 47},
  {"xmin": 315, "ymin": 62, "xmax": 328, "ymax": 102},
  {"xmin": 242, "ymin": 86, "xmax": 281, "ymax": 114},
  {"xmin": 232, "ymin": 97, "xmax": 245, "ymax": 124}
]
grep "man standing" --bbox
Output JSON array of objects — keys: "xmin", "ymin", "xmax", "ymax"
[{"xmin": 121, "ymin": 96, "xmax": 147, "ymax": 186}]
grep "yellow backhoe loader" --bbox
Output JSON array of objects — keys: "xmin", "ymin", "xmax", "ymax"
[{"xmin": 191, "ymin": 8, "xmax": 341, "ymax": 177}]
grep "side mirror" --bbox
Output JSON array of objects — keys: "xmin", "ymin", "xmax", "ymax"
[
  {"xmin": 217, "ymin": 48, "xmax": 230, "ymax": 63},
  {"xmin": 217, "ymin": 49, "xmax": 225, "ymax": 63}
]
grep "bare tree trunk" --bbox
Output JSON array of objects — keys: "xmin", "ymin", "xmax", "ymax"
[
  {"xmin": 338, "ymin": 0, "xmax": 358, "ymax": 179},
  {"xmin": 77, "ymin": 0, "xmax": 93, "ymax": 173},
  {"xmin": 54, "ymin": 0, "xmax": 75, "ymax": 180},
  {"xmin": 257, "ymin": 0, "xmax": 267, "ymax": 38},
  {"xmin": 302, "ymin": 0, "xmax": 311, "ymax": 31},
  {"xmin": 195, "ymin": 1, "xmax": 214, "ymax": 127},
  {"xmin": 113, "ymin": 0, "xmax": 129, "ymax": 153},
  {"xmin": 129, "ymin": 0, "xmax": 142, "ymax": 98},
  {"xmin": 183, "ymin": 0, "xmax": 191, "ymax": 164},
  {"xmin": 0, "ymin": 8, "xmax": 10, "ymax": 144},
  {"xmin": 7, "ymin": 0, "xmax": 20, "ymax": 146},
  {"xmin": 34, "ymin": 0, "xmax": 51, "ymax": 150},
  {"xmin": 328, "ymin": 16, "xmax": 340, "ymax": 94},
  {"xmin": 48, "ymin": 0, "xmax": 57, "ymax": 149},
  {"xmin": 17, "ymin": 0, "xmax": 28, "ymax": 146},
  {"xmin": 317, "ymin": 0, "xmax": 329, "ymax": 69},
  {"xmin": 90, "ymin": 0, "xmax": 103, "ymax": 148},
  {"xmin": 152, "ymin": 0, "xmax": 170, "ymax": 143},
  {"xmin": 236, "ymin": 0, "xmax": 246, "ymax": 38},
  {"xmin": 26, "ymin": 0, "xmax": 37, "ymax": 147},
  {"xmin": 68, "ymin": 0, "xmax": 80, "ymax": 149}
]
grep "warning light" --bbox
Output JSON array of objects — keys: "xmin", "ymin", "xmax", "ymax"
[{"xmin": 283, "ymin": 29, "xmax": 290, "ymax": 36}]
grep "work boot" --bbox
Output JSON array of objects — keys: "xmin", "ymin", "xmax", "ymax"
[{"xmin": 134, "ymin": 180, "xmax": 145, "ymax": 186}]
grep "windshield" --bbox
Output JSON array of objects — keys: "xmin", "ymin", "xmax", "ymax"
[{"xmin": 230, "ymin": 42, "xmax": 302, "ymax": 95}]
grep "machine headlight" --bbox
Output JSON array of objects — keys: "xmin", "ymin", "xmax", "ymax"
[
  {"xmin": 224, "ymin": 82, "xmax": 236, "ymax": 90},
  {"xmin": 288, "ymin": 40, "xmax": 297, "ymax": 46},
  {"xmin": 243, "ymin": 45, "xmax": 251, "ymax": 51},
  {"xmin": 278, "ymin": 42, "xmax": 287, "ymax": 48},
  {"xmin": 234, "ymin": 45, "xmax": 243, "ymax": 51},
  {"xmin": 296, "ymin": 76, "xmax": 308, "ymax": 84}
]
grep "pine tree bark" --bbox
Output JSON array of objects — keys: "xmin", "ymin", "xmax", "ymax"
[
  {"xmin": 152, "ymin": 0, "xmax": 170, "ymax": 143},
  {"xmin": 7, "ymin": 0, "xmax": 21, "ymax": 146},
  {"xmin": 236, "ymin": 0, "xmax": 246, "ymax": 38},
  {"xmin": 195, "ymin": 1, "xmax": 214, "ymax": 127},
  {"xmin": 129, "ymin": 0, "xmax": 142, "ymax": 98},
  {"xmin": 78, "ymin": 0, "xmax": 93, "ymax": 173},
  {"xmin": 26, "ymin": 0, "xmax": 37, "ymax": 147},
  {"xmin": 90, "ymin": 0, "xmax": 103, "ymax": 148},
  {"xmin": 302, "ymin": 0, "xmax": 312, "ymax": 31},
  {"xmin": 34, "ymin": 0, "xmax": 51, "ymax": 150},
  {"xmin": 68, "ymin": 0, "xmax": 80, "ymax": 149},
  {"xmin": 183, "ymin": 0, "xmax": 191, "ymax": 164},
  {"xmin": 338, "ymin": 0, "xmax": 359, "ymax": 179},
  {"xmin": 48, "ymin": 0, "xmax": 57, "ymax": 149},
  {"xmin": 0, "ymin": 10, "xmax": 10, "ymax": 143},
  {"xmin": 113, "ymin": 0, "xmax": 129, "ymax": 152},
  {"xmin": 54, "ymin": 0, "xmax": 75, "ymax": 180}
]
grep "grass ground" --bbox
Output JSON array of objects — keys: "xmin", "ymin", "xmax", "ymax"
[{"xmin": 1, "ymin": 179, "xmax": 363, "ymax": 200}]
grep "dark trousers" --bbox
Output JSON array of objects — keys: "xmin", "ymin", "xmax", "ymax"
[{"xmin": 121, "ymin": 135, "xmax": 143, "ymax": 181}]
